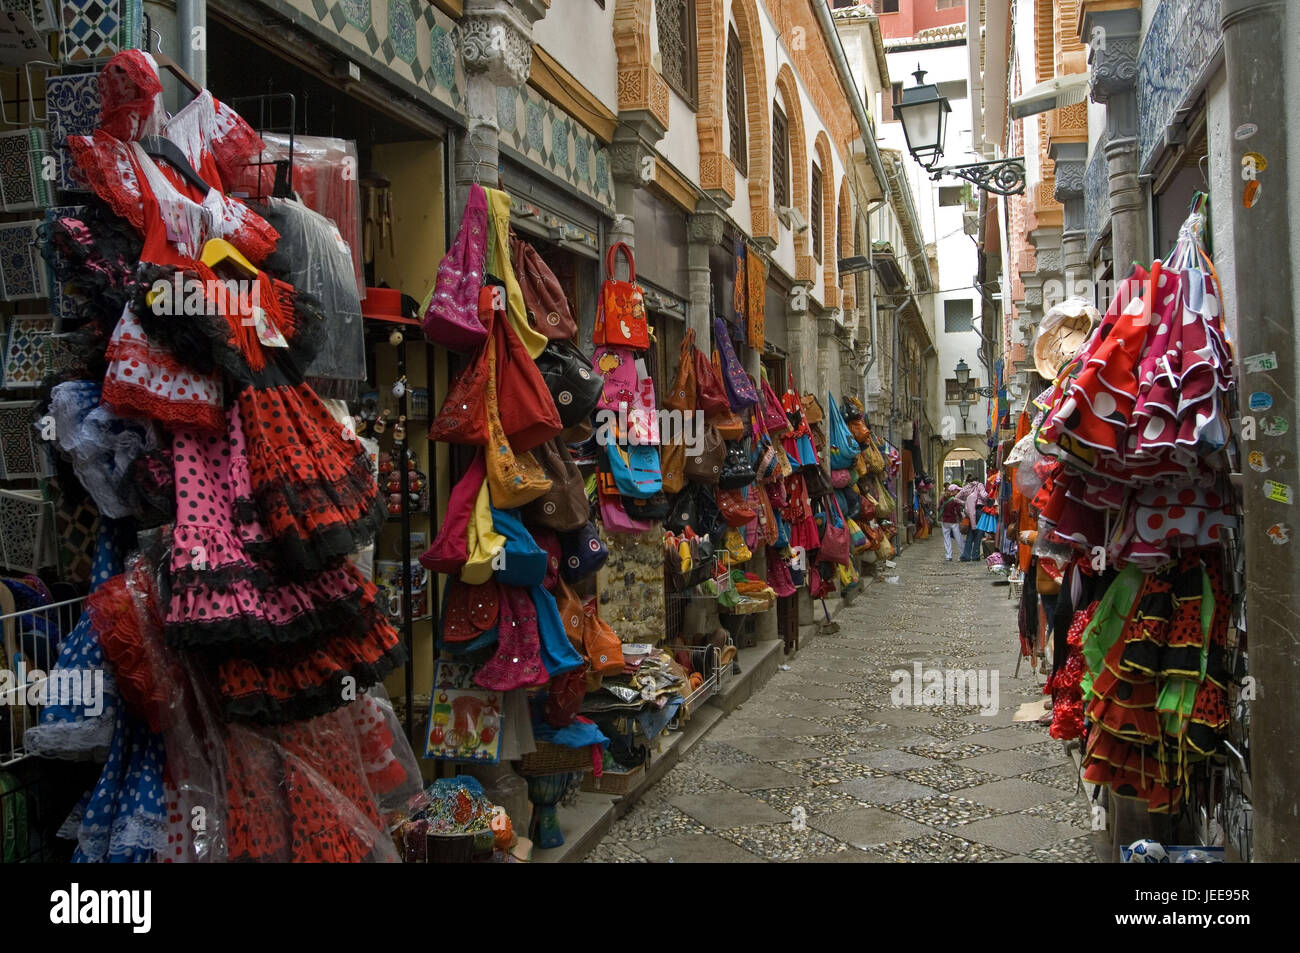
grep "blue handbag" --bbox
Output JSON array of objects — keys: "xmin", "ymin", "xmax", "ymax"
[
  {"xmin": 531, "ymin": 585, "xmax": 585, "ymax": 676},
  {"xmin": 605, "ymin": 441, "xmax": 662, "ymax": 498},
  {"xmin": 774, "ymin": 512, "xmax": 790, "ymax": 550},
  {"xmin": 490, "ymin": 506, "xmax": 549, "ymax": 586},
  {"xmin": 558, "ymin": 520, "xmax": 609, "ymax": 581},
  {"xmin": 826, "ymin": 390, "xmax": 860, "ymax": 470}
]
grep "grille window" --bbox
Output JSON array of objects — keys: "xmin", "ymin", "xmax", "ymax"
[
  {"xmin": 725, "ymin": 26, "xmax": 746, "ymax": 176},
  {"xmin": 657, "ymin": 0, "xmax": 697, "ymax": 107}
]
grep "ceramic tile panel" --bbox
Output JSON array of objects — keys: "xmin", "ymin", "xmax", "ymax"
[{"xmin": 1138, "ymin": 0, "xmax": 1222, "ymax": 173}]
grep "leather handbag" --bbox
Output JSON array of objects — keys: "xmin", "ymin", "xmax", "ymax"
[
  {"xmin": 803, "ymin": 460, "xmax": 833, "ymax": 499},
  {"xmin": 684, "ymin": 423, "xmax": 724, "ymax": 483},
  {"xmin": 513, "ymin": 235, "xmax": 577, "ymax": 340},
  {"xmin": 712, "ymin": 408, "xmax": 746, "ymax": 441},
  {"xmin": 660, "ymin": 440, "xmax": 686, "ymax": 495},
  {"xmin": 420, "ymin": 450, "xmax": 485, "ymax": 573},
  {"xmin": 427, "ymin": 286, "xmax": 495, "ymax": 445},
  {"xmin": 712, "ymin": 315, "xmax": 758, "ymax": 409},
  {"xmin": 493, "ymin": 294, "xmax": 563, "ymax": 453},
  {"xmin": 559, "ymin": 520, "xmax": 609, "ymax": 581},
  {"xmin": 718, "ymin": 440, "xmax": 757, "ymax": 490},
  {"xmin": 490, "ymin": 506, "xmax": 549, "ymax": 586},
  {"xmin": 694, "ymin": 346, "xmax": 731, "ymax": 417},
  {"xmin": 423, "ymin": 182, "xmax": 489, "ymax": 352},
  {"xmin": 623, "ymin": 490, "xmax": 669, "ymax": 523},
  {"xmin": 485, "ymin": 333, "xmax": 552, "ymax": 509},
  {"xmin": 581, "ymin": 598, "xmax": 626, "ymax": 675},
  {"xmin": 817, "ymin": 494, "xmax": 852, "ymax": 567},
  {"xmin": 536, "ymin": 339, "xmax": 603, "ymax": 428},
  {"xmin": 717, "ymin": 488, "xmax": 756, "ymax": 527},
  {"xmin": 522, "ymin": 436, "xmax": 589, "ymax": 531},
  {"xmin": 594, "ymin": 241, "xmax": 650, "ymax": 349},
  {"xmin": 462, "ymin": 479, "xmax": 506, "ymax": 585},
  {"xmin": 801, "ymin": 393, "xmax": 825, "ymax": 426},
  {"xmin": 663, "ymin": 327, "xmax": 697, "ymax": 412},
  {"xmin": 665, "ymin": 484, "xmax": 722, "ymax": 537}
]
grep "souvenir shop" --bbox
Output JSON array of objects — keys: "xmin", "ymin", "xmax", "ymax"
[
  {"xmin": 0, "ymin": 9, "xmax": 911, "ymax": 860},
  {"xmin": 1001, "ymin": 195, "xmax": 1251, "ymax": 863}
]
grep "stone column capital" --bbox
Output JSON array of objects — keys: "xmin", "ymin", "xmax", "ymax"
[
  {"xmin": 687, "ymin": 208, "xmax": 728, "ymax": 247},
  {"xmin": 1050, "ymin": 141, "xmax": 1088, "ymax": 202},
  {"xmin": 458, "ymin": 0, "xmax": 539, "ymax": 88},
  {"xmin": 1083, "ymin": 6, "xmax": 1141, "ymax": 105}
]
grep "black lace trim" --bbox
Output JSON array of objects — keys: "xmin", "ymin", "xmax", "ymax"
[{"xmin": 165, "ymin": 584, "xmax": 368, "ymax": 649}]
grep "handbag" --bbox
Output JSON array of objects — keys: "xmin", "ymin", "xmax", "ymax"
[
  {"xmin": 803, "ymin": 461, "xmax": 833, "ymax": 499},
  {"xmin": 837, "ymin": 486, "xmax": 863, "ymax": 522},
  {"xmin": 717, "ymin": 488, "xmax": 757, "ymax": 526},
  {"xmin": 663, "ymin": 327, "xmax": 697, "ymax": 413},
  {"xmin": 422, "ymin": 182, "xmax": 489, "ymax": 352},
  {"xmin": 817, "ymin": 494, "xmax": 852, "ymax": 566},
  {"xmin": 765, "ymin": 548, "xmax": 796, "ymax": 597},
  {"xmin": 848, "ymin": 518, "xmax": 869, "ymax": 554},
  {"xmin": 599, "ymin": 492, "xmax": 654, "ymax": 534},
  {"xmin": 605, "ymin": 442, "xmax": 662, "ymax": 499},
  {"xmin": 800, "ymin": 393, "xmax": 825, "ymax": 426},
  {"xmin": 694, "ymin": 345, "xmax": 731, "ymax": 417},
  {"xmin": 493, "ymin": 292, "xmax": 563, "ymax": 453},
  {"xmin": 421, "ymin": 450, "xmax": 485, "ymax": 573},
  {"xmin": 759, "ymin": 373, "xmax": 791, "ymax": 437},
  {"xmin": 485, "ymin": 187, "xmax": 549, "ymax": 358},
  {"xmin": 960, "ymin": 517, "xmax": 972, "ymax": 532},
  {"xmin": 581, "ymin": 598, "xmax": 626, "ymax": 675},
  {"xmin": 826, "ymin": 390, "xmax": 861, "ymax": 470},
  {"xmin": 532, "ymin": 584, "xmax": 585, "ymax": 677},
  {"xmin": 462, "ymin": 479, "xmax": 506, "ymax": 585},
  {"xmin": 490, "ymin": 507, "xmax": 549, "ymax": 587},
  {"xmin": 485, "ymin": 332, "xmax": 552, "ymax": 509},
  {"xmin": 831, "ymin": 468, "xmax": 852, "ymax": 489},
  {"xmin": 660, "ymin": 440, "xmax": 686, "ymax": 495},
  {"xmin": 684, "ymin": 423, "xmax": 724, "ymax": 483},
  {"xmin": 522, "ymin": 436, "xmax": 589, "ymax": 531},
  {"xmin": 718, "ymin": 440, "xmax": 756, "ymax": 490},
  {"xmin": 712, "ymin": 315, "xmax": 758, "ymax": 409},
  {"xmin": 559, "ymin": 521, "xmax": 609, "ymax": 581},
  {"xmin": 443, "ymin": 577, "xmax": 500, "ymax": 642},
  {"xmin": 544, "ymin": 665, "xmax": 588, "ymax": 728},
  {"xmin": 513, "ymin": 235, "xmax": 577, "ymax": 340},
  {"xmin": 712, "ymin": 408, "xmax": 746, "ymax": 441},
  {"xmin": 536, "ymin": 339, "xmax": 603, "ymax": 428},
  {"xmin": 593, "ymin": 241, "xmax": 650, "ymax": 349},
  {"xmin": 723, "ymin": 527, "xmax": 752, "ymax": 564},
  {"xmin": 592, "ymin": 345, "xmax": 639, "ymax": 414},
  {"xmin": 427, "ymin": 286, "xmax": 495, "ymax": 445},
  {"xmin": 665, "ymin": 484, "xmax": 723, "ymax": 538},
  {"xmin": 623, "ymin": 490, "xmax": 669, "ymax": 523},
  {"xmin": 753, "ymin": 482, "xmax": 779, "ymax": 546}
]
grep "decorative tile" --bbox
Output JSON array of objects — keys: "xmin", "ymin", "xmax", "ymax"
[
  {"xmin": 574, "ymin": 135, "xmax": 589, "ymax": 182},
  {"xmin": 60, "ymin": 0, "xmax": 142, "ymax": 64},
  {"xmin": 430, "ymin": 24, "xmax": 455, "ymax": 90},
  {"xmin": 1138, "ymin": 0, "xmax": 1222, "ymax": 172},
  {"xmin": 496, "ymin": 86, "xmax": 517, "ymax": 135},
  {"xmin": 551, "ymin": 116, "xmax": 569, "ymax": 171},
  {"xmin": 388, "ymin": 0, "xmax": 416, "ymax": 64},
  {"xmin": 2, "ymin": 0, "xmax": 58, "ymax": 32},
  {"xmin": 0, "ymin": 129, "xmax": 49, "ymax": 213},
  {"xmin": 0, "ymin": 220, "xmax": 48, "ymax": 301},
  {"xmin": 0, "ymin": 401, "xmax": 40, "ymax": 480},
  {"xmin": 3, "ymin": 315, "xmax": 55, "ymax": 388},
  {"xmin": 340, "ymin": 0, "xmax": 370, "ymax": 31},
  {"xmin": 45, "ymin": 73, "xmax": 100, "ymax": 143},
  {"xmin": 0, "ymin": 488, "xmax": 55, "ymax": 574},
  {"xmin": 524, "ymin": 100, "xmax": 544, "ymax": 155}
]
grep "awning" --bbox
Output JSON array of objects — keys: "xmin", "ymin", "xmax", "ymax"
[{"xmin": 1010, "ymin": 72, "xmax": 1090, "ymax": 120}]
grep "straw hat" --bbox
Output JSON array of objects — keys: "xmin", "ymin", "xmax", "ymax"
[{"xmin": 1034, "ymin": 296, "xmax": 1101, "ymax": 379}]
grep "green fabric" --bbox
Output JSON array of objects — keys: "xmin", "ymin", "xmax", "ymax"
[{"xmin": 1080, "ymin": 564, "xmax": 1144, "ymax": 702}]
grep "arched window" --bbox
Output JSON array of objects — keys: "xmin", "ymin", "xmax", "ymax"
[
  {"xmin": 810, "ymin": 161, "xmax": 823, "ymax": 262},
  {"xmin": 772, "ymin": 101, "xmax": 790, "ymax": 209},
  {"xmin": 725, "ymin": 26, "xmax": 746, "ymax": 176}
]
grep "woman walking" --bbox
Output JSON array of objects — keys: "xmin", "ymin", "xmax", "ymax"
[
  {"xmin": 959, "ymin": 476, "xmax": 988, "ymax": 561},
  {"xmin": 939, "ymin": 484, "xmax": 965, "ymax": 561}
]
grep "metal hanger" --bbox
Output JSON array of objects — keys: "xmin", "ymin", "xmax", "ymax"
[
  {"xmin": 139, "ymin": 134, "xmax": 213, "ymax": 194},
  {"xmin": 144, "ymin": 23, "xmax": 203, "ymax": 97}
]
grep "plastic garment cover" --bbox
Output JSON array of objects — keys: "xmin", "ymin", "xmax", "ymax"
[
  {"xmin": 94, "ymin": 550, "xmax": 422, "ymax": 863},
  {"xmin": 260, "ymin": 197, "xmax": 366, "ymax": 382}
]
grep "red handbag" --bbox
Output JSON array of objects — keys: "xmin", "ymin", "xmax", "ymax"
[
  {"xmin": 695, "ymin": 347, "xmax": 731, "ymax": 417},
  {"xmin": 420, "ymin": 451, "xmax": 485, "ymax": 572},
  {"xmin": 493, "ymin": 294, "xmax": 563, "ymax": 453},
  {"xmin": 717, "ymin": 488, "xmax": 757, "ymax": 526},
  {"xmin": 545, "ymin": 664, "xmax": 589, "ymax": 727},
  {"xmin": 594, "ymin": 241, "xmax": 650, "ymax": 349},
  {"xmin": 428, "ymin": 287, "xmax": 495, "ymax": 444}
]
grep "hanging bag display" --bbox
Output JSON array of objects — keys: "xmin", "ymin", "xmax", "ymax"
[
  {"xmin": 581, "ymin": 598, "xmax": 626, "ymax": 675},
  {"xmin": 623, "ymin": 490, "xmax": 669, "ymax": 523},
  {"xmin": 664, "ymin": 328, "xmax": 698, "ymax": 412},
  {"xmin": 493, "ymin": 293, "xmax": 563, "ymax": 453},
  {"xmin": 463, "ymin": 479, "xmax": 507, "ymax": 585},
  {"xmin": 694, "ymin": 346, "xmax": 732, "ymax": 417},
  {"xmin": 490, "ymin": 507, "xmax": 549, "ymax": 586},
  {"xmin": 817, "ymin": 494, "xmax": 852, "ymax": 566},
  {"xmin": 759, "ymin": 373, "xmax": 791, "ymax": 437},
  {"xmin": 485, "ymin": 188, "xmax": 549, "ymax": 358},
  {"xmin": 485, "ymin": 331, "xmax": 552, "ymax": 509},
  {"xmin": 522, "ymin": 436, "xmax": 589, "ymax": 531},
  {"xmin": 718, "ymin": 440, "xmax": 756, "ymax": 490},
  {"xmin": 604, "ymin": 441, "xmax": 662, "ymax": 499},
  {"xmin": 513, "ymin": 235, "xmax": 577, "ymax": 340},
  {"xmin": 420, "ymin": 450, "xmax": 486, "ymax": 573},
  {"xmin": 684, "ymin": 423, "xmax": 725, "ymax": 483},
  {"xmin": 558, "ymin": 521, "xmax": 609, "ymax": 581},
  {"xmin": 536, "ymin": 339, "xmax": 603, "ymax": 428},
  {"xmin": 422, "ymin": 182, "xmax": 490, "ymax": 353},
  {"xmin": 717, "ymin": 488, "xmax": 757, "ymax": 526},
  {"xmin": 593, "ymin": 241, "xmax": 650, "ymax": 349}
]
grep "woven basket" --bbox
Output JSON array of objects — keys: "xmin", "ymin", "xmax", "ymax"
[
  {"xmin": 518, "ymin": 741, "xmax": 594, "ymax": 776},
  {"xmin": 581, "ymin": 763, "xmax": 645, "ymax": 796}
]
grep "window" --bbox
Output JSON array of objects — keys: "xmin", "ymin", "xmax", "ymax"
[
  {"xmin": 772, "ymin": 102, "xmax": 790, "ymax": 210},
  {"xmin": 943, "ymin": 299, "xmax": 974, "ymax": 333},
  {"xmin": 939, "ymin": 186, "xmax": 965, "ymax": 207},
  {"xmin": 810, "ymin": 162, "xmax": 823, "ymax": 263},
  {"xmin": 657, "ymin": 0, "xmax": 697, "ymax": 107},
  {"xmin": 936, "ymin": 0, "xmax": 963, "ymax": 9},
  {"xmin": 887, "ymin": 82, "xmax": 903, "ymax": 121},
  {"xmin": 945, "ymin": 378, "xmax": 980, "ymax": 403},
  {"xmin": 881, "ymin": 0, "xmax": 899, "ymax": 12},
  {"xmin": 725, "ymin": 27, "xmax": 746, "ymax": 176}
]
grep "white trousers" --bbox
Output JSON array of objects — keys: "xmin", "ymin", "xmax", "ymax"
[{"xmin": 941, "ymin": 522, "xmax": 965, "ymax": 559}]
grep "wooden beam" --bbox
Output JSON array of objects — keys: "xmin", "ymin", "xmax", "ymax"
[{"xmin": 528, "ymin": 45, "xmax": 618, "ymax": 144}]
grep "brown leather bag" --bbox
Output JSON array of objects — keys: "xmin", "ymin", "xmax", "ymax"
[
  {"xmin": 661, "ymin": 440, "xmax": 686, "ymax": 494},
  {"xmin": 801, "ymin": 393, "xmax": 825, "ymax": 425},
  {"xmin": 522, "ymin": 436, "xmax": 589, "ymax": 531},
  {"xmin": 485, "ymin": 334, "xmax": 552, "ymax": 508},
  {"xmin": 685, "ymin": 423, "xmax": 725, "ymax": 483},
  {"xmin": 663, "ymin": 328, "xmax": 697, "ymax": 412},
  {"xmin": 513, "ymin": 235, "xmax": 577, "ymax": 340}
]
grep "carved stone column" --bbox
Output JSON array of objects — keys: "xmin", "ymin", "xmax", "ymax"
[
  {"xmin": 453, "ymin": 0, "xmax": 545, "ymax": 227},
  {"xmin": 1084, "ymin": 4, "xmax": 1147, "ymax": 273},
  {"xmin": 1052, "ymin": 141, "xmax": 1089, "ymax": 295},
  {"xmin": 1029, "ymin": 226, "xmax": 1064, "ymax": 319},
  {"xmin": 686, "ymin": 209, "xmax": 725, "ymax": 342},
  {"xmin": 609, "ymin": 128, "xmax": 662, "ymax": 249}
]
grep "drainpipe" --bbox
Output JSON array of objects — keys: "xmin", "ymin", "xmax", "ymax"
[
  {"xmin": 1221, "ymin": 0, "xmax": 1299, "ymax": 862},
  {"xmin": 177, "ymin": 0, "xmax": 205, "ymax": 89}
]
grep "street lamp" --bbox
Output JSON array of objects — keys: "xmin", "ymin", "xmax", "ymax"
[
  {"xmin": 957, "ymin": 399, "xmax": 971, "ymax": 431},
  {"xmin": 954, "ymin": 358, "xmax": 997, "ymax": 399},
  {"xmin": 893, "ymin": 67, "xmax": 1026, "ymax": 197}
]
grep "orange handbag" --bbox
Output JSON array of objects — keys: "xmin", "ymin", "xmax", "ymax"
[{"xmin": 594, "ymin": 241, "xmax": 650, "ymax": 350}]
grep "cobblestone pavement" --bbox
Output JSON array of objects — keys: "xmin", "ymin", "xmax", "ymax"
[{"xmin": 586, "ymin": 537, "xmax": 1096, "ymax": 863}]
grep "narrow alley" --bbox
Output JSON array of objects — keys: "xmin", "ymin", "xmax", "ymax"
[{"xmin": 586, "ymin": 540, "xmax": 1096, "ymax": 863}]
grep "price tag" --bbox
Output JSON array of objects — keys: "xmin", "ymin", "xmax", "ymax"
[
  {"xmin": 1243, "ymin": 352, "xmax": 1279, "ymax": 374},
  {"xmin": 1263, "ymin": 480, "xmax": 1293, "ymax": 505}
]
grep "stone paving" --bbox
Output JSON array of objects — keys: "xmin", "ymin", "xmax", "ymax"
[{"xmin": 585, "ymin": 536, "xmax": 1097, "ymax": 863}]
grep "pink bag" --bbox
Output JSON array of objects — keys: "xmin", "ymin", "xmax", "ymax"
[
  {"xmin": 593, "ymin": 345, "xmax": 640, "ymax": 413},
  {"xmin": 831, "ymin": 469, "xmax": 852, "ymax": 488},
  {"xmin": 423, "ymin": 183, "xmax": 489, "ymax": 352},
  {"xmin": 420, "ymin": 451, "xmax": 485, "ymax": 573},
  {"xmin": 818, "ymin": 494, "xmax": 852, "ymax": 567},
  {"xmin": 760, "ymin": 375, "xmax": 791, "ymax": 436},
  {"xmin": 766, "ymin": 547, "xmax": 796, "ymax": 597},
  {"xmin": 599, "ymin": 494, "xmax": 653, "ymax": 534}
]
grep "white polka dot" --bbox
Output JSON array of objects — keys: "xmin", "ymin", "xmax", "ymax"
[
  {"xmin": 1144, "ymin": 417, "xmax": 1165, "ymax": 441},
  {"xmin": 1093, "ymin": 391, "xmax": 1117, "ymax": 418}
]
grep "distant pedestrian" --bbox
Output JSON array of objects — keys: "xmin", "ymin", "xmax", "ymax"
[
  {"xmin": 939, "ymin": 484, "xmax": 965, "ymax": 560},
  {"xmin": 958, "ymin": 476, "xmax": 988, "ymax": 561}
]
